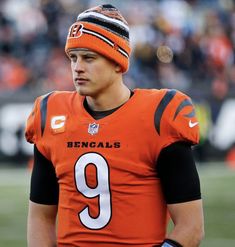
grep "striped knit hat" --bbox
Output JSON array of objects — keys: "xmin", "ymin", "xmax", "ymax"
[{"xmin": 65, "ymin": 4, "xmax": 131, "ymax": 72}]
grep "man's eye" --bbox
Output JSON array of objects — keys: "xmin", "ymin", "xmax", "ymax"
[
  {"xmin": 70, "ymin": 55, "xmax": 77, "ymax": 62},
  {"xmin": 84, "ymin": 55, "xmax": 95, "ymax": 61}
]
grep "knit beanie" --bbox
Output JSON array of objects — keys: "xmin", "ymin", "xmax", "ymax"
[{"xmin": 65, "ymin": 4, "xmax": 131, "ymax": 72}]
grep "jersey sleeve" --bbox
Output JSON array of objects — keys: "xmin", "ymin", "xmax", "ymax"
[
  {"xmin": 25, "ymin": 92, "xmax": 53, "ymax": 145},
  {"xmin": 25, "ymin": 96, "xmax": 42, "ymax": 144},
  {"xmin": 157, "ymin": 89, "xmax": 200, "ymax": 146},
  {"xmin": 30, "ymin": 145, "xmax": 59, "ymax": 205},
  {"xmin": 156, "ymin": 141, "xmax": 201, "ymax": 204}
]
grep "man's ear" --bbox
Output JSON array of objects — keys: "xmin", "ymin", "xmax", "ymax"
[{"xmin": 115, "ymin": 64, "xmax": 122, "ymax": 73}]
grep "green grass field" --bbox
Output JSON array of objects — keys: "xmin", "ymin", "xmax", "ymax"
[
  {"xmin": 199, "ymin": 164, "xmax": 235, "ymax": 246},
  {"xmin": 0, "ymin": 167, "xmax": 29, "ymax": 247},
  {"xmin": 0, "ymin": 164, "xmax": 235, "ymax": 247}
]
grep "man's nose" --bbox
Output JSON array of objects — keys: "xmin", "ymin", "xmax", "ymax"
[{"xmin": 74, "ymin": 60, "xmax": 85, "ymax": 72}]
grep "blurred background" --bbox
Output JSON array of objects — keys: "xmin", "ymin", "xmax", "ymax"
[{"xmin": 0, "ymin": 0, "xmax": 235, "ymax": 246}]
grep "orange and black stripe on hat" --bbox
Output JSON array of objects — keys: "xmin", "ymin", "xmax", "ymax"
[{"xmin": 65, "ymin": 4, "xmax": 131, "ymax": 73}]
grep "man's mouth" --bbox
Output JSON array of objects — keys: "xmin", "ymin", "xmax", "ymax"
[{"xmin": 75, "ymin": 78, "xmax": 89, "ymax": 85}]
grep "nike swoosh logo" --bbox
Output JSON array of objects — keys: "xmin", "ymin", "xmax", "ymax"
[{"xmin": 189, "ymin": 120, "xmax": 198, "ymax": 128}]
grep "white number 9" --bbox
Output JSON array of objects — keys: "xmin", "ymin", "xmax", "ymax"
[{"xmin": 74, "ymin": 152, "xmax": 112, "ymax": 230}]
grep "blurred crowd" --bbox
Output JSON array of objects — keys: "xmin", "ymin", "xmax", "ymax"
[
  {"xmin": 1, "ymin": 0, "xmax": 235, "ymax": 162},
  {"xmin": 1, "ymin": 0, "xmax": 235, "ymax": 94}
]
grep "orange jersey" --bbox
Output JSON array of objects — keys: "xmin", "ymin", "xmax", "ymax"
[{"xmin": 25, "ymin": 88, "xmax": 199, "ymax": 246}]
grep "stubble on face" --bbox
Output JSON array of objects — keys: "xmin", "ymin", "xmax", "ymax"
[{"xmin": 70, "ymin": 50, "xmax": 119, "ymax": 98}]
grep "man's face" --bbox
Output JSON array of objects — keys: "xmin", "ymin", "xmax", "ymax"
[{"xmin": 68, "ymin": 49, "xmax": 120, "ymax": 97}]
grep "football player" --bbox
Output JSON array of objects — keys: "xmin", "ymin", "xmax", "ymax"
[{"xmin": 25, "ymin": 4, "xmax": 204, "ymax": 247}]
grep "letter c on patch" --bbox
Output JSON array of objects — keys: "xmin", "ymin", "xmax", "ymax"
[{"xmin": 51, "ymin": 115, "xmax": 66, "ymax": 133}]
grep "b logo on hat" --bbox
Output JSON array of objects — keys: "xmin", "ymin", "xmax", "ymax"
[{"xmin": 68, "ymin": 23, "xmax": 84, "ymax": 38}]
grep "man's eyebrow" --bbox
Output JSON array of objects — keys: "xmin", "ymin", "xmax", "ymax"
[
  {"xmin": 82, "ymin": 51, "xmax": 98, "ymax": 56},
  {"xmin": 68, "ymin": 49, "xmax": 98, "ymax": 56}
]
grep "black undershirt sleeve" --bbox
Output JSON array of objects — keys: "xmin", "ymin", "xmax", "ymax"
[
  {"xmin": 156, "ymin": 141, "xmax": 201, "ymax": 204},
  {"xmin": 30, "ymin": 145, "xmax": 59, "ymax": 205}
]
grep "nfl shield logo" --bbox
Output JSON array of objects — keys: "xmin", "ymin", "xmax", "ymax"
[{"xmin": 88, "ymin": 122, "xmax": 99, "ymax": 135}]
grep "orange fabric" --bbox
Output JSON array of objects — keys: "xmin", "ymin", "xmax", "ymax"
[
  {"xmin": 25, "ymin": 89, "xmax": 199, "ymax": 246},
  {"xmin": 226, "ymin": 147, "xmax": 235, "ymax": 169},
  {"xmin": 25, "ymin": 96, "xmax": 41, "ymax": 144},
  {"xmin": 65, "ymin": 22, "xmax": 131, "ymax": 72}
]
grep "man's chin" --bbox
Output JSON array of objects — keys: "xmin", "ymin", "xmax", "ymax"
[{"xmin": 76, "ymin": 88, "xmax": 91, "ymax": 96}]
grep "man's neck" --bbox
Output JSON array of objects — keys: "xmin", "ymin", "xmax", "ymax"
[{"xmin": 85, "ymin": 84, "xmax": 131, "ymax": 111}]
